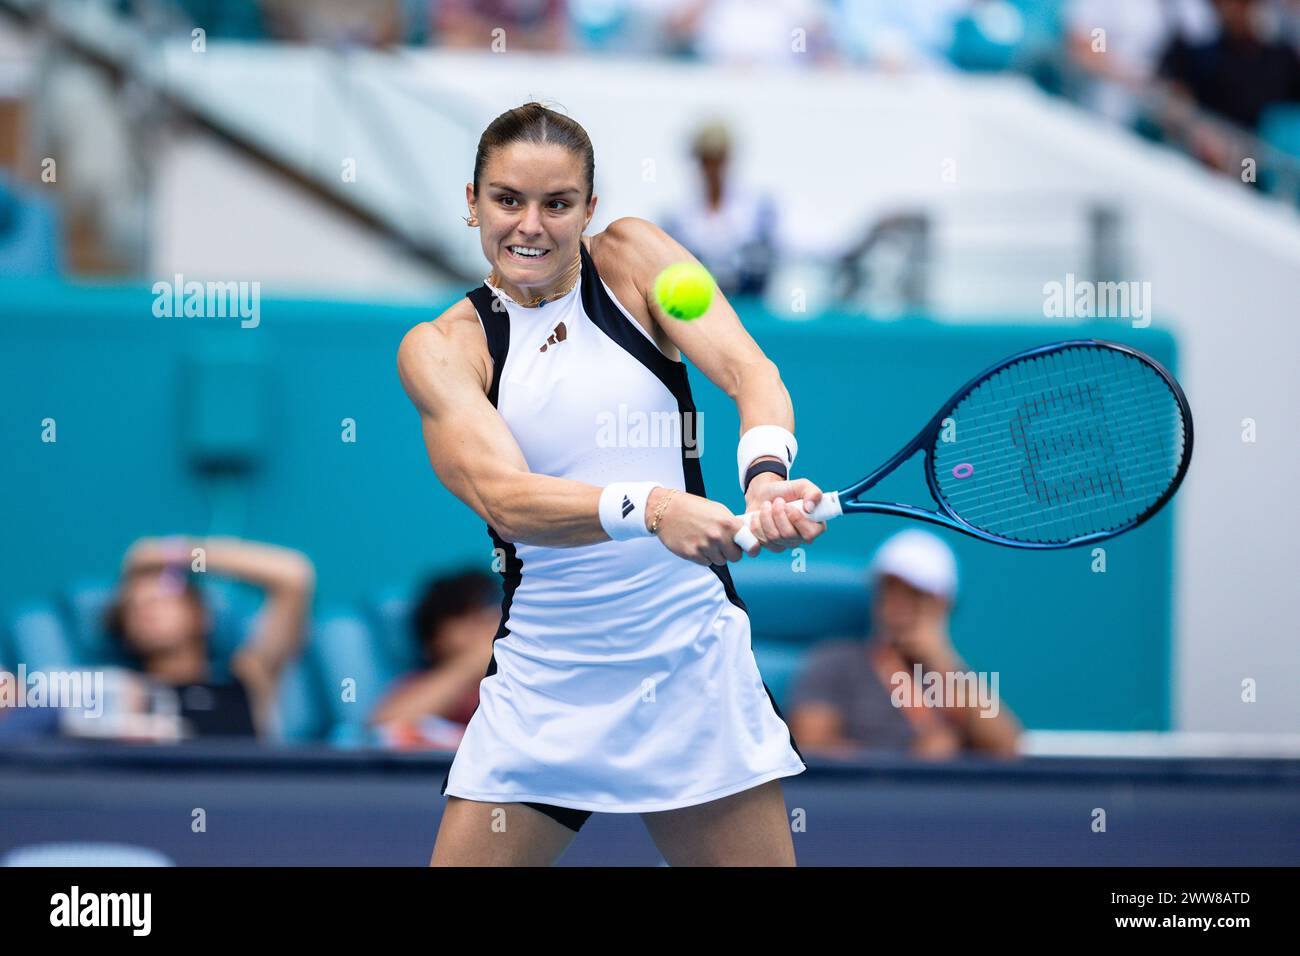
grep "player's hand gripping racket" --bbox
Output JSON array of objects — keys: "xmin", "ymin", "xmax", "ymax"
[{"xmin": 734, "ymin": 340, "xmax": 1193, "ymax": 551}]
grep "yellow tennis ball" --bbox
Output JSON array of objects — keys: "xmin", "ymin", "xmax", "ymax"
[{"xmin": 654, "ymin": 263, "xmax": 714, "ymax": 320}]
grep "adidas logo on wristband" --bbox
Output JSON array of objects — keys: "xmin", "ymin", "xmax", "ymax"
[{"xmin": 599, "ymin": 482, "xmax": 659, "ymax": 541}]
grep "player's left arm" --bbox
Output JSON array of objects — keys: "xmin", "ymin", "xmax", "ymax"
[{"xmin": 603, "ymin": 216, "xmax": 823, "ymax": 551}]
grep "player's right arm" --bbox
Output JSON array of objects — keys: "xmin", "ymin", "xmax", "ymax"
[{"xmin": 396, "ymin": 304, "xmax": 746, "ymax": 564}]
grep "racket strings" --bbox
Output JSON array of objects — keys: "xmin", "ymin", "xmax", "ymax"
[
  {"xmin": 940, "ymin": 411, "xmax": 1184, "ymax": 478},
  {"xmin": 935, "ymin": 368, "xmax": 1173, "ymax": 430},
  {"xmin": 958, "ymin": 370, "xmax": 1180, "ymax": 538},
  {"xmin": 936, "ymin": 372, "xmax": 1184, "ymax": 477},
  {"xmin": 947, "ymin": 353, "xmax": 1183, "ymax": 539},
  {"xmin": 940, "ymin": 447, "xmax": 1180, "ymax": 506},
  {"xmin": 939, "ymin": 414, "xmax": 1184, "ymax": 492},
  {"xmin": 931, "ymin": 346, "xmax": 1188, "ymax": 544}
]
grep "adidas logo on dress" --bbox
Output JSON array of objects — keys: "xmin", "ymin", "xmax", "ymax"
[{"xmin": 539, "ymin": 321, "xmax": 568, "ymax": 353}]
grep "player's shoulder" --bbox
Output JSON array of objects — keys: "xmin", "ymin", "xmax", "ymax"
[
  {"xmin": 399, "ymin": 298, "xmax": 479, "ymax": 358},
  {"xmin": 397, "ymin": 298, "xmax": 488, "ymax": 394},
  {"xmin": 593, "ymin": 216, "xmax": 682, "ymax": 288},
  {"xmin": 598, "ymin": 216, "xmax": 673, "ymax": 254}
]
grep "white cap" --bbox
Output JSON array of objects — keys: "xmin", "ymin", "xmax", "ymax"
[{"xmin": 869, "ymin": 530, "xmax": 958, "ymax": 600}]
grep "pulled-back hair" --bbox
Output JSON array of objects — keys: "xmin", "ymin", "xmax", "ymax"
[
  {"xmin": 471, "ymin": 101, "xmax": 595, "ymax": 203},
  {"xmin": 411, "ymin": 569, "xmax": 501, "ymax": 665}
]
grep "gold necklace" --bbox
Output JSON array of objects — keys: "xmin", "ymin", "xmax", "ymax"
[{"xmin": 488, "ymin": 250, "xmax": 582, "ymax": 308}]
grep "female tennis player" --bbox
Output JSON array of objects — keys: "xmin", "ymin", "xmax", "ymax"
[{"xmin": 398, "ymin": 102, "xmax": 826, "ymax": 866}]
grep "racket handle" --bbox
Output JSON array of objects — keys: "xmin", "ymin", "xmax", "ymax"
[{"xmin": 733, "ymin": 491, "xmax": 842, "ymax": 552}]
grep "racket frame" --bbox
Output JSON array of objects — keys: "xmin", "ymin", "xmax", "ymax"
[{"xmin": 827, "ymin": 338, "xmax": 1194, "ymax": 549}]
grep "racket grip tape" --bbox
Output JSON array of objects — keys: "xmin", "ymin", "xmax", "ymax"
[{"xmin": 733, "ymin": 491, "xmax": 842, "ymax": 551}]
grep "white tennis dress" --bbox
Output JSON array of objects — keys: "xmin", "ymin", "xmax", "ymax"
[{"xmin": 440, "ymin": 240, "xmax": 805, "ymax": 813}]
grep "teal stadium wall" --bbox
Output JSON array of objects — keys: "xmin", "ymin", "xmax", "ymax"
[{"xmin": 0, "ymin": 280, "xmax": 1176, "ymax": 731}]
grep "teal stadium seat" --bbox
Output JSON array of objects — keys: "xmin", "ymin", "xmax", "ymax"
[
  {"xmin": 273, "ymin": 655, "xmax": 328, "ymax": 744},
  {"xmin": 63, "ymin": 580, "xmax": 131, "ymax": 667},
  {"xmin": 311, "ymin": 607, "xmax": 391, "ymax": 747},
  {"xmin": 1260, "ymin": 104, "xmax": 1300, "ymax": 160},
  {"xmin": 1259, "ymin": 104, "xmax": 1300, "ymax": 202},
  {"xmin": 729, "ymin": 560, "xmax": 870, "ymax": 709},
  {"xmin": 3, "ymin": 602, "xmax": 78, "ymax": 671},
  {"xmin": 367, "ymin": 589, "xmax": 423, "ymax": 685}
]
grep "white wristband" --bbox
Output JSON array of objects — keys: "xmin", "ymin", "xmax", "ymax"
[
  {"xmin": 598, "ymin": 482, "xmax": 660, "ymax": 540},
  {"xmin": 737, "ymin": 425, "xmax": 798, "ymax": 491}
]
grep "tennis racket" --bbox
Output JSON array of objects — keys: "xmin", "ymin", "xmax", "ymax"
[{"xmin": 734, "ymin": 339, "xmax": 1193, "ymax": 551}]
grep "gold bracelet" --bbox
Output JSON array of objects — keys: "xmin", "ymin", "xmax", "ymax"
[{"xmin": 648, "ymin": 488, "xmax": 678, "ymax": 535}]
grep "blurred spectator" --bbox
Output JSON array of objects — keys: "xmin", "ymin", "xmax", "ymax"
[
  {"xmin": 789, "ymin": 530, "xmax": 1021, "ymax": 759},
  {"xmin": 369, "ymin": 569, "xmax": 499, "ymax": 749},
  {"xmin": 1285, "ymin": 0, "xmax": 1300, "ymax": 51},
  {"xmin": 670, "ymin": 0, "xmax": 834, "ymax": 66},
  {"xmin": 1157, "ymin": 0, "xmax": 1300, "ymax": 141},
  {"xmin": 830, "ymin": 0, "xmax": 965, "ymax": 71},
  {"xmin": 97, "ymin": 536, "xmax": 314, "ymax": 741},
  {"xmin": 260, "ymin": 0, "xmax": 406, "ymax": 46},
  {"xmin": 30, "ymin": 59, "xmax": 146, "ymax": 275},
  {"xmin": 435, "ymin": 0, "xmax": 569, "ymax": 51},
  {"xmin": 661, "ymin": 120, "xmax": 780, "ymax": 299},
  {"xmin": 1067, "ymin": 0, "xmax": 1215, "ymax": 125}
]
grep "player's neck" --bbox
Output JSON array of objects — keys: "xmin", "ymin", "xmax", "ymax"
[{"xmin": 489, "ymin": 250, "xmax": 582, "ymax": 309}]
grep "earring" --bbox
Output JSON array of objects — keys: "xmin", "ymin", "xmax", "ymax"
[{"xmin": 464, "ymin": 214, "xmax": 478, "ymax": 227}]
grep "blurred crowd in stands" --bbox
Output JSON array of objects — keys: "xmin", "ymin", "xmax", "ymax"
[
  {"xmin": 3, "ymin": 0, "xmax": 1295, "ymax": 290},
  {"xmin": 1064, "ymin": 0, "xmax": 1300, "ymax": 179},
  {"xmin": 0, "ymin": 528, "xmax": 1020, "ymax": 760},
  {"xmin": 100, "ymin": 0, "xmax": 1300, "ymax": 142}
]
